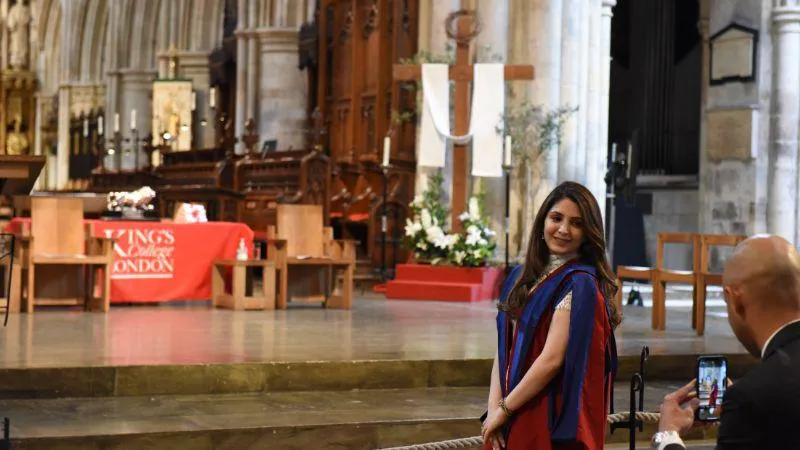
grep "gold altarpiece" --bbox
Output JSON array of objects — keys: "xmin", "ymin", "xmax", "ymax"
[
  {"xmin": 151, "ymin": 80, "xmax": 194, "ymax": 152},
  {"xmin": 0, "ymin": 69, "xmax": 36, "ymax": 156}
]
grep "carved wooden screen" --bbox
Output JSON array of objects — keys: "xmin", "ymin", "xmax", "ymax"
[
  {"xmin": 312, "ymin": 0, "xmax": 418, "ymax": 272},
  {"xmin": 317, "ymin": 0, "xmax": 418, "ymax": 165}
]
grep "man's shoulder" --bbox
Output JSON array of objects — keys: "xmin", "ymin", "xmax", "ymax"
[{"xmin": 731, "ymin": 346, "xmax": 800, "ymax": 409}]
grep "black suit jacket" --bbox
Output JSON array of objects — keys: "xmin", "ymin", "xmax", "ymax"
[{"xmin": 666, "ymin": 320, "xmax": 800, "ymax": 450}]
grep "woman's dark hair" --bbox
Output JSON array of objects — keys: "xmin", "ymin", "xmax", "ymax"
[{"xmin": 499, "ymin": 181, "xmax": 622, "ymax": 329}]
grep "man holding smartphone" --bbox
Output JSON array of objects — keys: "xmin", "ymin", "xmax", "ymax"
[{"xmin": 651, "ymin": 235, "xmax": 800, "ymax": 449}]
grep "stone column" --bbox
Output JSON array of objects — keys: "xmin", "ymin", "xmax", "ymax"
[
  {"xmin": 558, "ymin": 0, "xmax": 583, "ymax": 182},
  {"xmin": 593, "ymin": 0, "xmax": 616, "ymax": 219},
  {"xmin": 119, "ymin": 69, "xmax": 158, "ymax": 171},
  {"xmin": 156, "ymin": 0, "xmax": 171, "ymax": 78},
  {"xmin": 246, "ymin": 0, "xmax": 259, "ymax": 123},
  {"xmin": 575, "ymin": 0, "xmax": 592, "ymax": 185},
  {"xmin": 56, "ymin": 0, "xmax": 75, "ymax": 189},
  {"xmin": 234, "ymin": 0, "xmax": 248, "ymax": 154},
  {"xmin": 769, "ymin": 4, "xmax": 800, "ymax": 243},
  {"xmin": 104, "ymin": 0, "xmax": 121, "ymax": 172},
  {"xmin": 256, "ymin": 29, "xmax": 307, "ymax": 151},
  {"xmin": 475, "ymin": 0, "xmax": 509, "ymax": 259},
  {"xmin": 584, "ymin": 0, "xmax": 604, "ymax": 214},
  {"xmin": 179, "ymin": 52, "xmax": 216, "ymax": 149},
  {"xmin": 697, "ymin": 0, "xmax": 710, "ymax": 233},
  {"xmin": 521, "ymin": 0, "xmax": 563, "ymax": 248}
]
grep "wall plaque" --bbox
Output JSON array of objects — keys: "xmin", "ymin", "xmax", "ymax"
[
  {"xmin": 706, "ymin": 108, "xmax": 758, "ymax": 161},
  {"xmin": 709, "ymin": 23, "xmax": 758, "ymax": 85}
]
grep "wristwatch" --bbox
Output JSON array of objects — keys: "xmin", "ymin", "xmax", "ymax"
[{"xmin": 651, "ymin": 430, "xmax": 681, "ymax": 448}]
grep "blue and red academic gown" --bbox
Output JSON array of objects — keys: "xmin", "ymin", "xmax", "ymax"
[{"xmin": 487, "ymin": 262, "xmax": 618, "ymax": 450}]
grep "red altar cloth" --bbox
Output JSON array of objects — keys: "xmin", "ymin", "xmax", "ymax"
[{"xmin": 7, "ymin": 219, "xmax": 254, "ymax": 303}]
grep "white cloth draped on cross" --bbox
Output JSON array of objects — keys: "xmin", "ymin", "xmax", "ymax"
[{"xmin": 417, "ymin": 63, "xmax": 506, "ymax": 178}]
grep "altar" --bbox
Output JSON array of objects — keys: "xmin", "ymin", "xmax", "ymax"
[{"xmin": 8, "ymin": 218, "xmax": 253, "ymax": 303}]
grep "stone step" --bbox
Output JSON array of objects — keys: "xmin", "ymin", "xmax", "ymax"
[
  {"xmin": 0, "ymin": 384, "xmax": 717, "ymax": 450},
  {"xmin": 0, "ymin": 353, "xmax": 757, "ymax": 400}
]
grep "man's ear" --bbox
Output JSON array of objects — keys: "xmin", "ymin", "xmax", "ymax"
[{"xmin": 728, "ymin": 287, "xmax": 747, "ymax": 318}]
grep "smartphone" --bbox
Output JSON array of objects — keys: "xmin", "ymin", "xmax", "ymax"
[{"xmin": 696, "ymin": 355, "xmax": 728, "ymax": 421}]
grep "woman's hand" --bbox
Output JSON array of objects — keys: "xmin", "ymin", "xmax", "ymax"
[
  {"xmin": 484, "ymin": 430, "xmax": 506, "ymax": 450},
  {"xmin": 481, "ymin": 407, "xmax": 509, "ymax": 448}
]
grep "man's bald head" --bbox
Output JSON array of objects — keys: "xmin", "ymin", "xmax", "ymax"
[{"xmin": 723, "ymin": 235, "xmax": 800, "ymax": 310}]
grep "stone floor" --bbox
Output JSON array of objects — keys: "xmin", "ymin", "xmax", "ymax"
[
  {"xmin": 0, "ymin": 286, "xmax": 740, "ymax": 449},
  {"xmin": 0, "ymin": 286, "xmax": 743, "ymax": 369},
  {"xmin": 0, "ymin": 383, "xmax": 679, "ymax": 439}
]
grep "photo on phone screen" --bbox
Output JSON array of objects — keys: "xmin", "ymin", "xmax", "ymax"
[{"xmin": 696, "ymin": 355, "xmax": 728, "ymax": 421}]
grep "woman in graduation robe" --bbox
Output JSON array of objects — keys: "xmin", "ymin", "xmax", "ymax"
[{"xmin": 482, "ymin": 181, "xmax": 622, "ymax": 450}]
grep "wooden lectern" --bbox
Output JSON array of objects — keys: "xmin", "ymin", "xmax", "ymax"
[
  {"xmin": 0, "ymin": 155, "xmax": 45, "ymax": 196},
  {"xmin": 0, "ymin": 155, "xmax": 45, "ymax": 313}
]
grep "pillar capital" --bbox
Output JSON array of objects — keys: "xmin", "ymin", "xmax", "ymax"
[
  {"xmin": 697, "ymin": 18, "xmax": 710, "ymax": 38},
  {"xmin": 602, "ymin": 0, "xmax": 616, "ymax": 17},
  {"xmin": 254, "ymin": 28, "xmax": 299, "ymax": 52},
  {"xmin": 773, "ymin": 5, "xmax": 800, "ymax": 30}
]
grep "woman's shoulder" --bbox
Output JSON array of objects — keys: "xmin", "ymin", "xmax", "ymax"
[
  {"xmin": 497, "ymin": 265, "xmax": 524, "ymax": 305},
  {"xmin": 562, "ymin": 264, "xmax": 600, "ymax": 290},
  {"xmin": 564, "ymin": 262, "xmax": 598, "ymax": 278}
]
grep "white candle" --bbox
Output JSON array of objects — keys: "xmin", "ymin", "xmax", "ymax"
[
  {"xmin": 504, "ymin": 135, "xmax": 512, "ymax": 167},
  {"xmin": 114, "ymin": 113, "xmax": 120, "ymax": 133},
  {"xmin": 192, "ymin": 91, "xmax": 197, "ymax": 111},
  {"xmin": 626, "ymin": 142, "xmax": 633, "ymax": 179},
  {"xmin": 130, "ymin": 109, "xmax": 137, "ymax": 130},
  {"xmin": 83, "ymin": 119, "xmax": 89, "ymax": 137},
  {"xmin": 382, "ymin": 136, "xmax": 391, "ymax": 167},
  {"xmin": 98, "ymin": 116, "xmax": 104, "ymax": 135},
  {"xmin": 209, "ymin": 87, "xmax": 216, "ymax": 108}
]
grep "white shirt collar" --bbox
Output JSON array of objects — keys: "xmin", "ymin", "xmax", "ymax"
[{"xmin": 761, "ymin": 318, "xmax": 800, "ymax": 359}]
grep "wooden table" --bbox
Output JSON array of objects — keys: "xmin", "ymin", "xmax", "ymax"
[{"xmin": 212, "ymin": 259, "xmax": 276, "ymax": 310}]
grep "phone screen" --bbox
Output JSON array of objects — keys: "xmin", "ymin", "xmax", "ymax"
[{"xmin": 696, "ymin": 356, "xmax": 728, "ymax": 421}]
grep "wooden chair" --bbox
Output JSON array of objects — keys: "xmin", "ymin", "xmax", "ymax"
[
  {"xmin": 615, "ymin": 264, "xmax": 654, "ymax": 312},
  {"xmin": 266, "ymin": 204, "xmax": 356, "ymax": 309},
  {"xmin": 0, "ymin": 233, "xmax": 19, "ymax": 318},
  {"xmin": 23, "ymin": 197, "xmax": 114, "ymax": 313},
  {"xmin": 695, "ymin": 234, "xmax": 746, "ymax": 336},
  {"xmin": 617, "ymin": 232, "xmax": 700, "ymax": 330},
  {"xmin": 650, "ymin": 232, "xmax": 701, "ymax": 330}
]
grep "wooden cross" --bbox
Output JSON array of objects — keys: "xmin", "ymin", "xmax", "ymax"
[{"xmin": 392, "ymin": 10, "xmax": 534, "ymax": 231}]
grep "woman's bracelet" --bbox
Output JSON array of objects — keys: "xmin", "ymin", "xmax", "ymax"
[{"xmin": 498, "ymin": 397, "xmax": 513, "ymax": 416}]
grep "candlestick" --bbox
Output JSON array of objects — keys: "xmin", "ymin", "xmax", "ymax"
[
  {"xmin": 382, "ymin": 136, "xmax": 390, "ymax": 167},
  {"xmin": 98, "ymin": 116, "xmax": 104, "ymax": 135},
  {"xmin": 209, "ymin": 87, "xmax": 216, "ymax": 108},
  {"xmin": 130, "ymin": 109, "xmax": 137, "ymax": 130},
  {"xmin": 114, "ymin": 113, "xmax": 120, "ymax": 133},
  {"xmin": 504, "ymin": 135, "xmax": 512, "ymax": 167},
  {"xmin": 83, "ymin": 119, "xmax": 89, "ymax": 137}
]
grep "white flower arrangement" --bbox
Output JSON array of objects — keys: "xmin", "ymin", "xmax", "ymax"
[
  {"xmin": 404, "ymin": 173, "xmax": 498, "ymax": 267},
  {"xmin": 448, "ymin": 195, "xmax": 497, "ymax": 267},
  {"xmin": 403, "ymin": 172, "xmax": 455, "ymax": 264}
]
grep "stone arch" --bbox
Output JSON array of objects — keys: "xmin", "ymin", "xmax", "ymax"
[
  {"xmin": 78, "ymin": 0, "xmax": 108, "ymax": 82},
  {"xmin": 38, "ymin": 0, "xmax": 61, "ymax": 95}
]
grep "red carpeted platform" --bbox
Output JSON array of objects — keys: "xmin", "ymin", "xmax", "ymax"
[{"xmin": 385, "ymin": 264, "xmax": 504, "ymax": 302}]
